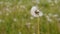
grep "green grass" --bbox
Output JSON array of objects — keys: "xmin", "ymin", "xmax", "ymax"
[{"xmin": 0, "ymin": 0, "xmax": 60, "ymax": 34}]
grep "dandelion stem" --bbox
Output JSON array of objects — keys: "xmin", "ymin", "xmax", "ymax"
[{"xmin": 37, "ymin": 17, "xmax": 40, "ymax": 34}]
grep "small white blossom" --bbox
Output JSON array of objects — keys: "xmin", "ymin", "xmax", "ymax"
[{"xmin": 30, "ymin": 6, "xmax": 43, "ymax": 17}]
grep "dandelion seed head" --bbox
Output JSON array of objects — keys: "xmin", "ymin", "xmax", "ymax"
[{"xmin": 31, "ymin": 6, "xmax": 43, "ymax": 17}]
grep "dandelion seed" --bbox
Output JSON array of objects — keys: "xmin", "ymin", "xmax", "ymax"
[{"xmin": 30, "ymin": 6, "xmax": 43, "ymax": 17}]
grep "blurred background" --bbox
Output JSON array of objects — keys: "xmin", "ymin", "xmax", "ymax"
[{"xmin": 0, "ymin": 0, "xmax": 60, "ymax": 34}]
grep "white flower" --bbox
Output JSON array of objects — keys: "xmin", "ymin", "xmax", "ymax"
[{"xmin": 30, "ymin": 6, "xmax": 43, "ymax": 17}]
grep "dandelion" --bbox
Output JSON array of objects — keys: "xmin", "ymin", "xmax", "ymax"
[{"xmin": 30, "ymin": 6, "xmax": 43, "ymax": 17}]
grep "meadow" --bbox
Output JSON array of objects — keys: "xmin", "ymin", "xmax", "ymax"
[{"xmin": 0, "ymin": 0, "xmax": 60, "ymax": 34}]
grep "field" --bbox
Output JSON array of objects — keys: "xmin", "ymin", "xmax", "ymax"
[{"xmin": 0, "ymin": 0, "xmax": 60, "ymax": 34}]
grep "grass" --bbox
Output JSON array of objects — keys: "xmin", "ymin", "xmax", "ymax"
[{"xmin": 0, "ymin": 0, "xmax": 60, "ymax": 34}]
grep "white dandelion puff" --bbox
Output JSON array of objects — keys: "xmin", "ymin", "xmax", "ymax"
[{"xmin": 30, "ymin": 6, "xmax": 43, "ymax": 17}]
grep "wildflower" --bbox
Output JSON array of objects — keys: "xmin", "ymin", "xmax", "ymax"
[{"xmin": 30, "ymin": 6, "xmax": 43, "ymax": 17}]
